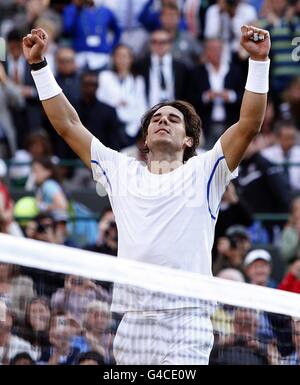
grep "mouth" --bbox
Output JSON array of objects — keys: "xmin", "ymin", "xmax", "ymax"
[{"xmin": 155, "ymin": 128, "xmax": 170, "ymax": 134}]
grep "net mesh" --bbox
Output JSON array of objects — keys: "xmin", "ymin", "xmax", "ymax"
[{"xmin": 0, "ymin": 233, "xmax": 299, "ymax": 365}]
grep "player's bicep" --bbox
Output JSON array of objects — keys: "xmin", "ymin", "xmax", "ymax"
[{"xmin": 220, "ymin": 122, "xmax": 256, "ymax": 172}]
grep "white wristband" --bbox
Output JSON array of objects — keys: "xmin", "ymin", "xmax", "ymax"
[
  {"xmin": 31, "ymin": 65, "xmax": 62, "ymax": 101},
  {"xmin": 245, "ymin": 58, "xmax": 270, "ymax": 94}
]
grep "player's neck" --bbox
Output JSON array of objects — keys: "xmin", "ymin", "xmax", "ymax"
[{"xmin": 147, "ymin": 151, "xmax": 183, "ymax": 174}]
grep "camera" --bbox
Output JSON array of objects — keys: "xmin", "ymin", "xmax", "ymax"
[{"xmin": 36, "ymin": 223, "xmax": 47, "ymax": 234}]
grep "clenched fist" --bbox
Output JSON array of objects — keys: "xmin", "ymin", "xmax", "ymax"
[
  {"xmin": 240, "ymin": 25, "xmax": 271, "ymax": 61},
  {"xmin": 23, "ymin": 28, "xmax": 48, "ymax": 65}
]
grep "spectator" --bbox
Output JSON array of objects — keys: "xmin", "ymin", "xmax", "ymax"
[
  {"xmin": 106, "ymin": 0, "xmax": 149, "ymax": 56},
  {"xmin": 75, "ymin": 71, "xmax": 124, "ymax": 150},
  {"xmin": 10, "ymin": 130, "xmax": 57, "ymax": 191},
  {"xmin": 258, "ymin": 0, "xmax": 300, "ymax": 95},
  {"xmin": 0, "ymin": 160, "xmax": 23, "ymax": 237},
  {"xmin": 76, "ymin": 350, "xmax": 104, "ymax": 365},
  {"xmin": 134, "ymin": 29, "xmax": 189, "ymax": 107},
  {"xmin": 244, "ymin": 249, "xmax": 277, "ymax": 288},
  {"xmin": 30, "ymin": 212, "xmax": 57, "ymax": 244},
  {"xmin": 85, "ymin": 207, "xmax": 117, "ymax": 257},
  {"xmin": 214, "ymin": 182, "xmax": 253, "ymax": 241},
  {"xmin": 63, "ymin": 0, "xmax": 121, "ymax": 70},
  {"xmin": 0, "ymin": 264, "xmax": 35, "ymax": 326},
  {"xmin": 0, "ymin": 62, "xmax": 23, "ymax": 158},
  {"xmin": 4, "ymin": 29, "xmax": 42, "ymax": 147},
  {"xmin": 138, "ymin": 0, "xmax": 187, "ymax": 32},
  {"xmin": 96, "ymin": 44, "xmax": 147, "ymax": 145},
  {"xmin": 212, "ymin": 268, "xmax": 245, "ymax": 343},
  {"xmin": 0, "ymin": 301, "xmax": 37, "ymax": 365},
  {"xmin": 10, "ymin": 351, "xmax": 36, "ymax": 365},
  {"xmin": 261, "ymin": 122, "xmax": 300, "ymax": 193},
  {"xmin": 235, "ymin": 137, "xmax": 290, "ymax": 240},
  {"xmin": 244, "ymin": 248, "xmax": 279, "ymax": 344},
  {"xmin": 55, "ymin": 47, "xmax": 81, "ymax": 108},
  {"xmin": 280, "ymin": 318, "xmax": 300, "ymax": 364},
  {"xmin": 278, "ymin": 258, "xmax": 300, "ymax": 294},
  {"xmin": 21, "ymin": 213, "xmax": 65, "ymax": 298},
  {"xmin": 53, "ymin": 47, "xmax": 81, "ymax": 160},
  {"xmin": 53, "ymin": 211, "xmax": 76, "ymax": 247},
  {"xmin": 73, "ymin": 300, "xmax": 114, "ymax": 364},
  {"xmin": 188, "ymin": 38, "xmax": 242, "ymax": 148},
  {"xmin": 159, "ymin": 2, "xmax": 202, "ymax": 68},
  {"xmin": 17, "ymin": 297, "xmax": 51, "ymax": 362},
  {"xmin": 213, "ymin": 225, "xmax": 251, "ymax": 275},
  {"xmin": 210, "ymin": 308, "xmax": 270, "ymax": 365},
  {"xmin": 280, "ymin": 76, "xmax": 300, "ymax": 128},
  {"xmin": 51, "ymin": 275, "xmax": 111, "ymax": 323},
  {"xmin": 23, "ymin": 0, "xmax": 61, "ymax": 37},
  {"xmin": 32, "ymin": 157, "xmax": 68, "ymax": 218},
  {"xmin": 280, "ymin": 196, "xmax": 300, "ymax": 262},
  {"xmin": 204, "ymin": 0, "xmax": 257, "ymax": 64},
  {"xmin": 44, "ymin": 313, "xmax": 82, "ymax": 365}
]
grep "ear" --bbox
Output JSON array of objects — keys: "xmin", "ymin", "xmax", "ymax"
[{"xmin": 184, "ymin": 136, "xmax": 193, "ymax": 148}]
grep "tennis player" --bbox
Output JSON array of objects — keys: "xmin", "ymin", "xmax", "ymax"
[{"xmin": 23, "ymin": 25, "xmax": 271, "ymax": 365}]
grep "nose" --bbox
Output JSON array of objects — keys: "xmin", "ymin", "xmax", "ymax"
[{"xmin": 158, "ymin": 115, "xmax": 169, "ymax": 125}]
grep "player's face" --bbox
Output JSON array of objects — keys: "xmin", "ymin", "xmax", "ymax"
[{"xmin": 146, "ymin": 106, "xmax": 189, "ymax": 156}]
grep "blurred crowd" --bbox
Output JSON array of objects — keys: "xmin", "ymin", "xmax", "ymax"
[{"xmin": 1, "ymin": 0, "xmax": 300, "ymax": 365}]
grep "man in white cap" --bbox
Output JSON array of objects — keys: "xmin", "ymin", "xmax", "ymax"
[{"xmin": 244, "ymin": 249, "xmax": 276, "ymax": 288}]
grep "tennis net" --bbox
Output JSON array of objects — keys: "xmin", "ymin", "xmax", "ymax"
[{"xmin": 0, "ymin": 233, "xmax": 299, "ymax": 365}]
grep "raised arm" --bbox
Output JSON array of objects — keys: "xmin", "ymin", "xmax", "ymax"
[
  {"xmin": 23, "ymin": 28, "xmax": 93, "ymax": 168},
  {"xmin": 220, "ymin": 25, "xmax": 271, "ymax": 172}
]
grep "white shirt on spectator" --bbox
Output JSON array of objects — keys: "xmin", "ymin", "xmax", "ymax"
[
  {"xmin": 96, "ymin": 70, "xmax": 147, "ymax": 137},
  {"xmin": 0, "ymin": 335, "xmax": 38, "ymax": 364},
  {"xmin": 149, "ymin": 54, "xmax": 174, "ymax": 108},
  {"xmin": 203, "ymin": 62, "xmax": 237, "ymax": 122},
  {"xmin": 261, "ymin": 144, "xmax": 300, "ymax": 191},
  {"xmin": 90, "ymin": 136, "xmax": 238, "ymax": 311},
  {"xmin": 204, "ymin": 2, "xmax": 257, "ymax": 58}
]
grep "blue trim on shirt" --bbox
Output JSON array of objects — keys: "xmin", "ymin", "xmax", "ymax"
[
  {"xmin": 91, "ymin": 159, "xmax": 112, "ymax": 191},
  {"xmin": 207, "ymin": 156, "xmax": 225, "ymax": 220}
]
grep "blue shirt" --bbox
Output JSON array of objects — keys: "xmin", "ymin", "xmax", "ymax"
[
  {"xmin": 38, "ymin": 179, "xmax": 62, "ymax": 205},
  {"xmin": 63, "ymin": 5, "xmax": 121, "ymax": 53}
]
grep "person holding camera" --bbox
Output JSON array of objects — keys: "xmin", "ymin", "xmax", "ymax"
[
  {"xmin": 63, "ymin": 0, "xmax": 121, "ymax": 70},
  {"xmin": 50, "ymin": 274, "xmax": 111, "ymax": 324},
  {"xmin": 85, "ymin": 207, "xmax": 117, "ymax": 257}
]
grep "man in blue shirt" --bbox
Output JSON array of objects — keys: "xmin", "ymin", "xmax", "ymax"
[{"xmin": 63, "ymin": 0, "xmax": 121, "ymax": 70}]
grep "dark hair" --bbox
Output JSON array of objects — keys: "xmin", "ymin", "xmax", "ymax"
[
  {"xmin": 273, "ymin": 119, "xmax": 296, "ymax": 134},
  {"xmin": 76, "ymin": 351, "xmax": 105, "ymax": 365},
  {"xmin": 112, "ymin": 43, "xmax": 134, "ymax": 70},
  {"xmin": 25, "ymin": 130, "xmax": 53, "ymax": 157},
  {"xmin": 140, "ymin": 100, "xmax": 202, "ymax": 162},
  {"xmin": 25, "ymin": 296, "xmax": 51, "ymax": 329},
  {"xmin": 10, "ymin": 352, "xmax": 36, "ymax": 365},
  {"xmin": 80, "ymin": 70, "xmax": 98, "ymax": 83},
  {"xmin": 7, "ymin": 29, "xmax": 22, "ymax": 43},
  {"xmin": 32, "ymin": 157, "xmax": 61, "ymax": 183}
]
